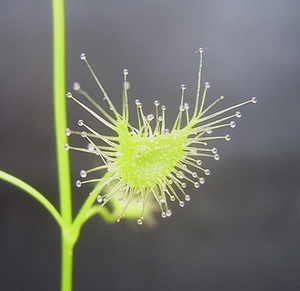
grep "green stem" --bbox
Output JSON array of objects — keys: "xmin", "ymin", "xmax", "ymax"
[
  {"xmin": 2, "ymin": 2, "xmax": 115, "ymax": 291},
  {"xmin": 61, "ymin": 229, "xmax": 75, "ymax": 291},
  {"xmin": 52, "ymin": 1, "xmax": 74, "ymax": 291},
  {"xmin": 52, "ymin": 0, "xmax": 71, "ymax": 226}
]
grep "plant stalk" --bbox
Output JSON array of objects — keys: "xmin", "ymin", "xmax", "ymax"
[
  {"xmin": 52, "ymin": 0, "xmax": 73, "ymax": 290},
  {"xmin": 61, "ymin": 230, "xmax": 75, "ymax": 291}
]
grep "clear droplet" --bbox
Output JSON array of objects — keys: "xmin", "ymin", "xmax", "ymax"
[
  {"xmin": 212, "ymin": 147, "xmax": 218, "ymax": 154},
  {"xmin": 123, "ymin": 69, "xmax": 129, "ymax": 75},
  {"xmin": 78, "ymin": 119, "xmax": 84, "ymax": 126},
  {"xmin": 230, "ymin": 121, "xmax": 236, "ymax": 128},
  {"xmin": 166, "ymin": 210, "xmax": 172, "ymax": 217},
  {"xmin": 87, "ymin": 143, "xmax": 94, "ymax": 152},
  {"xmin": 161, "ymin": 212, "xmax": 167, "ymax": 218},
  {"xmin": 147, "ymin": 114, "xmax": 154, "ymax": 121},
  {"xmin": 179, "ymin": 201, "xmax": 185, "ymax": 207},
  {"xmin": 76, "ymin": 180, "xmax": 82, "ymax": 187},
  {"xmin": 154, "ymin": 100, "xmax": 160, "ymax": 106},
  {"xmin": 196, "ymin": 159, "xmax": 202, "ymax": 165},
  {"xmin": 225, "ymin": 134, "xmax": 231, "ymax": 141},
  {"xmin": 137, "ymin": 218, "xmax": 143, "ymax": 225},
  {"xmin": 194, "ymin": 182, "xmax": 200, "ymax": 188},
  {"xmin": 198, "ymin": 47, "xmax": 207, "ymax": 53},
  {"xmin": 64, "ymin": 143, "xmax": 70, "ymax": 150},
  {"xmin": 205, "ymin": 169, "xmax": 210, "ymax": 175},
  {"xmin": 81, "ymin": 131, "xmax": 87, "ymax": 138},
  {"xmin": 80, "ymin": 170, "xmax": 87, "ymax": 178},
  {"xmin": 161, "ymin": 105, "xmax": 166, "ymax": 111},
  {"xmin": 181, "ymin": 84, "xmax": 186, "ymax": 90},
  {"xmin": 179, "ymin": 105, "xmax": 185, "ymax": 111},
  {"xmin": 65, "ymin": 128, "xmax": 71, "ymax": 136},
  {"xmin": 184, "ymin": 103, "xmax": 189, "ymax": 110},
  {"xmin": 185, "ymin": 195, "xmax": 191, "ymax": 201},
  {"xmin": 214, "ymin": 154, "xmax": 220, "ymax": 161},
  {"xmin": 177, "ymin": 171, "xmax": 184, "ymax": 179},
  {"xmin": 80, "ymin": 53, "xmax": 86, "ymax": 60},
  {"xmin": 159, "ymin": 196, "xmax": 165, "ymax": 203},
  {"xmin": 192, "ymin": 172, "xmax": 198, "ymax": 178},
  {"xmin": 251, "ymin": 96, "xmax": 258, "ymax": 104},
  {"xmin": 182, "ymin": 183, "xmax": 187, "ymax": 188},
  {"xmin": 72, "ymin": 82, "xmax": 81, "ymax": 91},
  {"xmin": 66, "ymin": 92, "xmax": 72, "ymax": 98},
  {"xmin": 170, "ymin": 195, "xmax": 175, "ymax": 202},
  {"xmin": 207, "ymin": 129, "xmax": 212, "ymax": 134},
  {"xmin": 236, "ymin": 111, "xmax": 242, "ymax": 118},
  {"xmin": 97, "ymin": 195, "xmax": 103, "ymax": 203},
  {"xmin": 199, "ymin": 177, "xmax": 205, "ymax": 184},
  {"xmin": 205, "ymin": 82, "xmax": 210, "ymax": 88}
]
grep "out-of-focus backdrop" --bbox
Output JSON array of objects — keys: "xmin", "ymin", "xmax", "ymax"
[{"xmin": 1, "ymin": 1, "xmax": 300, "ymax": 290}]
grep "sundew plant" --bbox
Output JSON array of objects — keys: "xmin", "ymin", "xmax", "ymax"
[
  {"xmin": 66, "ymin": 51, "xmax": 257, "ymax": 225},
  {"xmin": 0, "ymin": 1, "xmax": 256, "ymax": 291}
]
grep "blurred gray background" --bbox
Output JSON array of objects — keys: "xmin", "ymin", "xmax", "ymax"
[{"xmin": 1, "ymin": 0, "xmax": 300, "ymax": 290}]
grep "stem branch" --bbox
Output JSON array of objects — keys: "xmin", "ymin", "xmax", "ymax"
[{"xmin": 0, "ymin": 170, "xmax": 64, "ymax": 228}]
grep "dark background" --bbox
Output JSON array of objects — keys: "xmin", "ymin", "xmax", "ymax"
[{"xmin": 1, "ymin": 0, "xmax": 300, "ymax": 290}]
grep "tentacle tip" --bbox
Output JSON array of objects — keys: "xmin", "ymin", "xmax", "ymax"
[
  {"xmin": 65, "ymin": 128, "xmax": 71, "ymax": 136},
  {"xmin": 73, "ymin": 82, "xmax": 81, "ymax": 91},
  {"xmin": 195, "ymin": 47, "xmax": 207, "ymax": 54},
  {"xmin": 251, "ymin": 96, "xmax": 258, "ymax": 104},
  {"xmin": 80, "ymin": 53, "xmax": 86, "ymax": 60}
]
